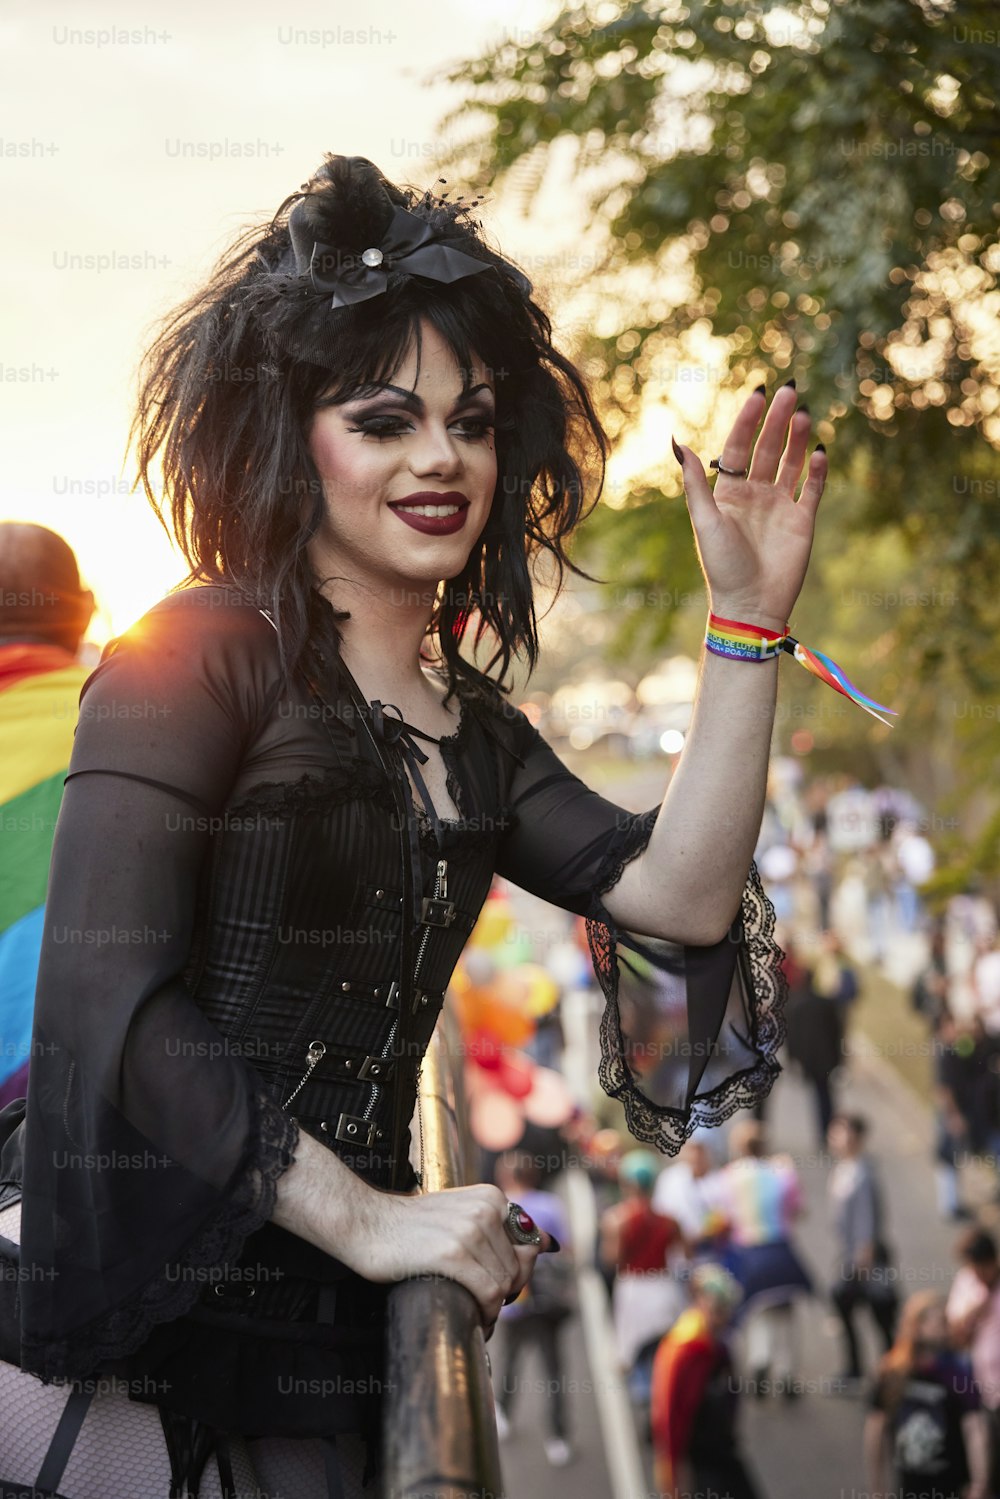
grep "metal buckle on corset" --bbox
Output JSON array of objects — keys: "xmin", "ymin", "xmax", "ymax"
[
  {"xmin": 411, "ymin": 987, "xmax": 445, "ymax": 1016},
  {"xmin": 419, "ymin": 895, "xmax": 457, "ymax": 927},
  {"xmin": 331, "ymin": 977, "xmax": 442, "ymax": 1018},
  {"xmin": 331, "ymin": 1114, "xmax": 384, "ymax": 1147},
  {"xmin": 333, "ymin": 978, "xmax": 400, "ymax": 1008},
  {"xmin": 322, "ymin": 1050, "xmax": 396, "ymax": 1083}
]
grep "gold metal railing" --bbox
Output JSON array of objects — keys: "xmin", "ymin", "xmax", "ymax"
[{"xmin": 382, "ymin": 1013, "xmax": 504, "ymax": 1499}]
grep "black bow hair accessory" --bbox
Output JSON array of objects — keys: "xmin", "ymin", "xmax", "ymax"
[{"xmin": 248, "ymin": 154, "xmax": 532, "ymax": 369}]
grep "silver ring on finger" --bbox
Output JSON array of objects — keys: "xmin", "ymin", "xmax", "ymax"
[
  {"xmin": 503, "ymin": 1201, "xmax": 542, "ymax": 1247},
  {"xmin": 709, "ymin": 457, "xmax": 750, "ymax": 478}
]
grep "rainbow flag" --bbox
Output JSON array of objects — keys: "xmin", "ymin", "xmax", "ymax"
[{"xmin": 0, "ymin": 643, "xmax": 88, "ymax": 1107}]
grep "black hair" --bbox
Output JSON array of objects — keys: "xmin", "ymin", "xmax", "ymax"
[
  {"xmin": 958, "ymin": 1228, "xmax": 998, "ymax": 1265},
  {"xmin": 131, "ymin": 154, "xmax": 607, "ymax": 699},
  {"xmin": 827, "ymin": 1121, "xmax": 869, "ymax": 1139}
]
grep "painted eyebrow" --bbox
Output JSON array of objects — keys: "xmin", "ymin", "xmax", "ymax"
[{"xmin": 344, "ymin": 381, "xmax": 495, "ymax": 413}]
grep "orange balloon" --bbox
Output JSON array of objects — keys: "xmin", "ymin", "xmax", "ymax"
[
  {"xmin": 450, "ymin": 966, "xmax": 472, "ymax": 999},
  {"xmin": 491, "ymin": 969, "xmax": 531, "ymax": 1008},
  {"xmin": 476, "ymin": 992, "xmax": 535, "ymax": 1047},
  {"xmin": 454, "ymin": 983, "xmax": 487, "ymax": 1035},
  {"xmin": 454, "ymin": 980, "xmax": 533, "ymax": 1040}
]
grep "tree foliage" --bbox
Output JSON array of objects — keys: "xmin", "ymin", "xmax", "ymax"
[{"xmin": 441, "ymin": 0, "xmax": 1000, "ymax": 877}]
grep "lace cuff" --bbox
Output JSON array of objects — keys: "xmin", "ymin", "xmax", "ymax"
[
  {"xmin": 20, "ymin": 1091, "xmax": 299, "ymax": 1383},
  {"xmin": 586, "ymin": 810, "xmax": 787, "ymax": 1155}
]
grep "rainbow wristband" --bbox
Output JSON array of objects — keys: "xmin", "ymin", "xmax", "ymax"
[
  {"xmin": 705, "ymin": 612, "xmax": 789, "ymax": 662},
  {"xmin": 704, "ymin": 610, "xmax": 897, "ymax": 727}
]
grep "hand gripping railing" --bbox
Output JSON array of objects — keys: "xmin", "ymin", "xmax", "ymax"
[{"xmin": 382, "ymin": 1011, "xmax": 505, "ymax": 1499}]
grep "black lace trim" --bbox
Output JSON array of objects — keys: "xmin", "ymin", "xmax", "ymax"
[
  {"xmin": 413, "ymin": 802, "xmax": 516, "ymax": 862},
  {"xmin": 21, "ymin": 1092, "xmax": 300, "ymax": 1384},
  {"xmin": 225, "ymin": 730, "xmax": 508, "ymax": 866},
  {"xmin": 590, "ymin": 806, "xmax": 661, "ymax": 907},
  {"xmin": 424, "ymin": 683, "xmax": 477, "ymax": 819},
  {"xmin": 225, "ymin": 762, "xmax": 395, "ymax": 821},
  {"xmin": 439, "ymin": 712, "xmax": 470, "ymax": 817},
  {"xmin": 226, "ymin": 681, "xmax": 483, "ymax": 827},
  {"xmin": 585, "ymin": 816, "xmax": 787, "ymax": 1156}
]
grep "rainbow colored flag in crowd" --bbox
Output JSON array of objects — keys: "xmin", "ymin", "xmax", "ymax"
[{"xmin": 0, "ymin": 643, "xmax": 87, "ymax": 1108}]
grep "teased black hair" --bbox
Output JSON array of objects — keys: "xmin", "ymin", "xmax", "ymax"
[{"xmin": 131, "ymin": 154, "xmax": 608, "ymax": 699}]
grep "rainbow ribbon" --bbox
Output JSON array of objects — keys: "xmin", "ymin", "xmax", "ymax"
[
  {"xmin": 705, "ymin": 613, "xmax": 896, "ymax": 727},
  {"xmin": 781, "ymin": 635, "xmax": 897, "ymax": 727}
]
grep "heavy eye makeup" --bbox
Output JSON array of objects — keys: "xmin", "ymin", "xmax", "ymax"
[{"xmin": 340, "ymin": 393, "xmax": 497, "ymax": 443}]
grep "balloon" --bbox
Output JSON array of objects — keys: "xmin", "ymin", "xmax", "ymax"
[
  {"xmin": 468, "ymin": 1088, "xmax": 524, "ymax": 1151},
  {"xmin": 465, "ymin": 1028, "xmax": 502, "ymax": 1070},
  {"xmin": 522, "ymin": 1066, "xmax": 575, "ymax": 1128},
  {"xmin": 468, "ymin": 901, "xmax": 515, "ymax": 950},
  {"xmin": 477, "ymin": 991, "xmax": 535, "ymax": 1047},
  {"xmin": 516, "ymin": 964, "xmax": 560, "ymax": 1018},
  {"xmin": 492, "ymin": 930, "xmax": 534, "ymax": 969},
  {"xmin": 461, "ymin": 1058, "xmax": 486, "ymax": 1098},
  {"xmin": 490, "ymin": 969, "xmax": 526, "ymax": 1005},
  {"xmin": 496, "ymin": 1052, "xmax": 534, "ymax": 1100},
  {"xmin": 455, "ymin": 983, "xmax": 535, "ymax": 1048},
  {"xmin": 453, "ymin": 983, "xmax": 486, "ymax": 1035},
  {"xmin": 460, "ymin": 949, "xmax": 496, "ymax": 987}
]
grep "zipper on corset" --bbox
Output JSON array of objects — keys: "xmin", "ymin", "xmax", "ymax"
[
  {"xmin": 361, "ymin": 857, "xmax": 447, "ymax": 1127},
  {"xmin": 279, "ymin": 858, "xmax": 448, "ymax": 1163},
  {"xmin": 410, "ymin": 857, "xmax": 447, "ymax": 1181}
]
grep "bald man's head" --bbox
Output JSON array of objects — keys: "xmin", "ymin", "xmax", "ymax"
[{"xmin": 0, "ymin": 523, "xmax": 94, "ymax": 653}]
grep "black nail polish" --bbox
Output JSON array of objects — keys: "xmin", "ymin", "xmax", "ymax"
[
  {"xmin": 782, "ymin": 378, "xmax": 797, "ymax": 390},
  {"xmin": 542, "ymin": 1233, "xmax": 562, "ymax": 1253},
  {"xmin": 797, "ymin": 403, "xmax": 810, "ymax": 416},
  {"xmin": 754, "ymin": 384, "xmax": 766, "ymax": 396},
  {"xmin": 671, "ymin": 436, "xmax": 685, "ymax": 466},
  {"xmin": 815, "ymin": 442, "xmax": 826, "ymax": 453}
]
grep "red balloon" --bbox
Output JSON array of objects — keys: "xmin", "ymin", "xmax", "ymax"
[
  {"xmin": 497, "ymin": 1053, "xmax": 534, "ymax": 1099},
  {"xmin": 465, "ymin": 1028, "xmax": 502, "ymax": 1070}
]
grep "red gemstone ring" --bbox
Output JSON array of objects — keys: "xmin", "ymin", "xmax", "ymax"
[{"xmin": 504, "ymin": 1201, "xmax": 542, "ymax": 1247}]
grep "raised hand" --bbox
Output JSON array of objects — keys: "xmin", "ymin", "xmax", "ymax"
[{"xmin": 672, "ymin": 381, "xmax": 826, "ymax": 632}]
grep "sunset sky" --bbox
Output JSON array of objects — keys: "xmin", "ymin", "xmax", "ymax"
[{"xmin": 3, "ymin": 0, "xmax": 599, "ymax": 644}]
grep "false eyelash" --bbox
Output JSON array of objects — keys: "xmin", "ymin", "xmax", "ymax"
[{"xmin": 345, "ymin": 416, "xmax": 497, "ymax": 439}]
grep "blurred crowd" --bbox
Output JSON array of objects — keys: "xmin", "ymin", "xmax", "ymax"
[
  {"xmin": 490, "ymin": 1105, "xmax": 1000, "ymax": 1499},
  {"xmin": 481, "ymin": 759, "xmax": 1000, "ymax": 1499},
  {"xmin": 759, "ymin": 760, "xmax": 1000, "ymax": 1223}
]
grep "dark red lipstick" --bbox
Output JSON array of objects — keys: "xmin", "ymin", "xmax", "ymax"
[{"xmin": 388, "ymin": 491, "xmax": 470, "ymax": 536}]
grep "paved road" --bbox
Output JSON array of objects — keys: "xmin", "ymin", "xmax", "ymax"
[{"xmin": 491, "ymin": 1016, "xmax": 995, "ymax": 1499}]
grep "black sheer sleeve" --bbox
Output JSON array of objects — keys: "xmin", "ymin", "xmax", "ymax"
[
  {"xmin": 17, "ymin": 590, "xmax": 299, "ymax": 1382},
  {"xmin": 493, "ymin": 712, "xmax": 786, "ymax": 1155}
]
